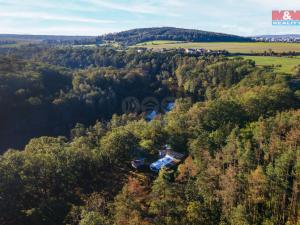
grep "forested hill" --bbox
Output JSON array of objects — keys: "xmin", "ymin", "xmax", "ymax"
[
  {"xmin": 1, "ymin": 44, "xmax": 300, "ymax": 225},
  {"xmin": 100, "ymin": 27, "xmax": 254, "ymax": 45}
]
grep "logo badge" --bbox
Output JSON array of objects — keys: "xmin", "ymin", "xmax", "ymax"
[{"xmin": 272, "ymin": 10, "xmax": 300, "ymax": 25}]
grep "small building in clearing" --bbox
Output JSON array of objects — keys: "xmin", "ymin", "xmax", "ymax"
[{"xmin": 150, "ymin": 149, "xmax": 185, "ymax": 172}]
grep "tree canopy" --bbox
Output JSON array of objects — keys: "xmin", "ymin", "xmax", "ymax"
[{"xmin": 0, "ymin": 44, "xmax": 299, "ymax": 225}]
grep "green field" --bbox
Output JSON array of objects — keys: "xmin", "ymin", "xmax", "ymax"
[
  {"xmin": 136, "ymin": 40, "xmax": 184, "ymax": 45},
  {"xmin": 237, "ymin": 56, "xmax": 300, "ymax": 73},
  {"xmin": 134, "ymin": 41, "xmax": 300, "ymax": 54}
]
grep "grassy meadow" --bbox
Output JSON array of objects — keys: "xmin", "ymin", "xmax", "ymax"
[
  {"xmin": 237, "ymin": 56, "xmax": 300, "ymax": 73},
  {"xmin": 134, "ymin": 41, "xmax": 300, "ymax": 54}
]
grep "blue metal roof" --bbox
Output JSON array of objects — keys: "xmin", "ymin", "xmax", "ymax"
[
  {"xmin": 146, "ymin": 110, "xmax": 157, "ymax": 121},
  {"xmin": 150, "ymin": 155, "xmax": 175, "ymax": 172},
  {"xmin": 165, "ymin": 102, "xmax": 175, "ymax": 112}
]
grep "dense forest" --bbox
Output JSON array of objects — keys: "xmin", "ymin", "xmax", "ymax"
[
  {"xmin": 0, "ymin": 44, "xmax": 300, "ymax": 225},
  {"xmin": 100, "ymin": 27, "xmax": 254, "ymax": 45}
]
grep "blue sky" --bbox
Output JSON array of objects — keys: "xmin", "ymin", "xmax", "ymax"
[{"xmin": 0, "ymin": 0, "xmax": 300, "ymax": 36}]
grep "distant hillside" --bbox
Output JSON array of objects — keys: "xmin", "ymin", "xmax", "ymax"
[
  {"xmin": 0, "ymin": 34, "xmax": 96, "ymax": 45},
  {"xmin": 255, "ymin": 34, "xmax": 300, "ymax": 39},
  {"xmin": 254, "ymin": 34, "xmax": 300, "ymax": 42},
  {"xmin": 100, "ymin": 27, "xmax": 254, "ymax": 46}
]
